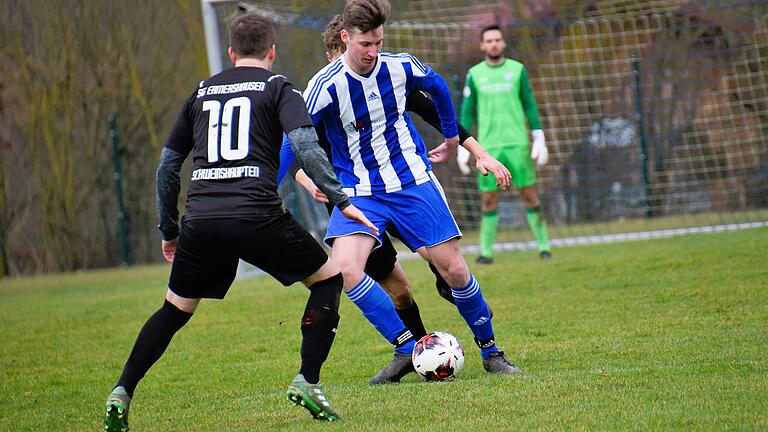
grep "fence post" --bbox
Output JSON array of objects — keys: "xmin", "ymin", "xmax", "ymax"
[
  {"xmin": 109, "ymin": 113, "xmax": 132, "ymax": 267},
  {"xmin": 632, "ymin": 56, "xmax": 651, "ymax": 217}
]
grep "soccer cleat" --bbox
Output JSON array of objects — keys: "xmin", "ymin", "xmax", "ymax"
[
  {"xmin": 104, "ymin": 386, "xmax": 131, "ymax": 432},
  {"xmin": 368, "ymin": 353, "xmax": 415, "ymax": 385},
  {"xmin": 482, "ymin": 351, "xmax": 520, "ymax": 374},
  {"xmin": 475, "ymin": 256, "xmax": 494, "ymax": 265},
  {"xmin": 286, "ymin": 374, "xmax": 340, "ymax": 422},
  {"xmin": 539, "ymin": 251, "xmax": 553, "ymax": 259}
]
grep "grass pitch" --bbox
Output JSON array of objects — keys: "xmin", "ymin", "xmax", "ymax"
[{"xmin": 1, "ymin": 228, "xmax": 767, "ymax": 431}]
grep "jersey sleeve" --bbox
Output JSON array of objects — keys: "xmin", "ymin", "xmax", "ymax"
[
  {"xmin": 459, "ymin": 72, "xmax": 477, "ymax": 132},
  {"xmin": 163, "ymin": 91, "xmax": 196, "ymax": 157},
  {"xmin": 404, "ymin": 54, "xmax": 458, "ymax": 139},
  {"xmin": 406, "ymin": 91, "xmax": 471, "ymax": 144},
  {"xmin": 277, "ymin": 134, "xmax": 295, "ymax": 185},
  {"xmin": 519, "ymin": 67, "xmax": 542, "ymax": 130},
  {"xmin": 271, "ymin": 75, "xmax": 313, "ymax": 134},
  {"xmin": 303, "ymin": 62, "xmax": 340, "ymax": 128}
]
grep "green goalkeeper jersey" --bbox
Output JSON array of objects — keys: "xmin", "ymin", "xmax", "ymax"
[{"xmin": 460, "ymin": 58, "xmax": 542, "ymax": 149}]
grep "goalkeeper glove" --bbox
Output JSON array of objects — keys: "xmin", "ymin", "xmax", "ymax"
[
  {"xmin": 530, "ymin": 129, "xmax": 548, "ymax": 166},
  {"xmin": 456, "ymin": 146, "xmax": 471, "ymax": 175}
]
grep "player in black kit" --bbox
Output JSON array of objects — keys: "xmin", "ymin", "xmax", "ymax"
[{"xmin": 103, "ymin": 14, "xmax": 376, "ymax": 430}]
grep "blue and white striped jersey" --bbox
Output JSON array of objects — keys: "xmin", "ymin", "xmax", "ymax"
[{"xmin": 303, "ymin": 51, "xmax": 458, "ymax": 196}]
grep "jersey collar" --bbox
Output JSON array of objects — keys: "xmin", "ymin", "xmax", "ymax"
[{"xmin": 341, "ymin": 52, "xmax": 381, "ymax": 82}]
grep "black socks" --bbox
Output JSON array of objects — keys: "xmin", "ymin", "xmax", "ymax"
[
  {"xmin": 299, "ymin": 273, "xmax": 343, "ymax": 384},
  {"xmin": 396, "ymin": 300, "xmax": 427, "ymax": 341},
  {"xmin": 116, "ymin": 300, "xmax": 193, "ymax": 397}
]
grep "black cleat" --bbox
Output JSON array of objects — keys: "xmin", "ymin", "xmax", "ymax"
[
  {"xmin": 475, "ymin": 256, "xmax": 494, "ymax": 265},
  {"xmin": 369, "ymin": 353, "xmax": 415, "ymax": 385},
  {"xmin": 539, "ymin": 251, "xmax": 552, "ymax": 259},
  {"xmin": 482, "ymin": 351, "xmax": 520, "ymax": 374}
]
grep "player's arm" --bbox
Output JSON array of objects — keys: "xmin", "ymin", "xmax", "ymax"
[
  {"xmin": 520, "ymin": 67, "xmax": 542, "ymax": 130},
  {"xmin": 520, "ymin": 66, "xmax": 548, "ymax": 165},
  {"xmin": 277, "ymin": 135, "xmax": 296, "ymax": 185},
  {"xmin": 409, "ymin": 88, "xmax": 484, "ymax": 166},
  {"xmin": 281, "ymin": 122, "xmax": 331, "ymax": 202},
  {"xmin": 405, "ymin": 91, "xmax": 472, "ymax": 144},
  {"xmin": 156, "ymin": 93, "xmax": 194, "ymax": 262},
  {"xmin": 408, "ymin": 55, "xmax": 459, "ymax": 149},
  {"xmin": 459, "ymin": 72, "xmax": 477, "ymax": 132},
  {"xmin": 287, "ymin": 126, "xmax": 348, "ymax": 209}
]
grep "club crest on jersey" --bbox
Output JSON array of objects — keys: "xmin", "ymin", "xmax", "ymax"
[
  {"xmin": 367, "ymin": 91, "xmax": 380, "ymax": 102},
  {"xmin": 505, "ymin": 72, "xmax": 514, "ymax": 80},
  {"xmin": 347, "ymin": 119, "xmax": 368, "ymax": 132}
]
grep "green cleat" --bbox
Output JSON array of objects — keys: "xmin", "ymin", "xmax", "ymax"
[
  {"xmin": 104, "ymin": 386, "xmax": 131, "ymax": 432},
  {"xmin": 286, "ymin": 374, "xmax": 340, "ymax": 422}
]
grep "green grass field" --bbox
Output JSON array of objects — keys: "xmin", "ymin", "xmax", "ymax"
[{"xmin": 1, "ymin": 229, "xmax": 767, "ymax": 431}]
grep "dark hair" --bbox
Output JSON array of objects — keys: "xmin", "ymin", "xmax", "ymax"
[
  {"xmin": 343, "ymin": 0, "xmax": 390, "ymax": 33},
  {"xmin": 480, "ymin": 24, "xmax": 503, "ymax": 41},
  {"xmin": 229, "ymin": 13, "xmax": 275, "ymax": 59},
  {"xmin": 323, "ymin": 15, "xmax": 345, "ymax": 54}
]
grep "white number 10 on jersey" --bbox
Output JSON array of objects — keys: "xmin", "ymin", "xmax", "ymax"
[{"xmin": 202, "ymin": 97, "xmax": 251, "ymax": 162}]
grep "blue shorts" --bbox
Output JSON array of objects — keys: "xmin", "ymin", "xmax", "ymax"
[{"xmin": 325, "ymin": 174, "xmax": 462, "ymax": 251}]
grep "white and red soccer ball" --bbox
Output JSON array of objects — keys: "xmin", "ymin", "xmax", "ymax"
[{"xmin": 412, "ymin": 331, "xmax": 464, "ymax": 381}]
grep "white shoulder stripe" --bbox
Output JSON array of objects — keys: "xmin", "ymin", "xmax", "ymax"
[{"xmin": 268, "ymin": 74, "xmax": 286, "ymax": 82}]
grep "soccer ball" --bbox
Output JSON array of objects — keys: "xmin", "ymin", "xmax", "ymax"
[{"xmin": 412, "ymin": 331, "xmax": 464, "ymax": 381}]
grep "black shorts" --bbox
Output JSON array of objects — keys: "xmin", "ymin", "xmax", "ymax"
[
  {"xmin": 364, "ymin": 232, "xmax": 399, "ymax": 282},
  {"xmin": 168, "ymin": 212, "xmax": 328, "ymax": 299}
]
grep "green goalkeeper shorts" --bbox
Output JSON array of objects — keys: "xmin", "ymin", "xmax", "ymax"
[{"xmin": 478, "ymin": 145, "xmax": 537, "ymax": 192}]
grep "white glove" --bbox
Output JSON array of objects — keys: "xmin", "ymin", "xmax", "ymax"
[
  {"xmin": 530, "ymin": 129, "xmax": 548, "ymax": 166},
  {"xmin": 456, "ymin": 145, "xmax": 471, "ymax": 175}
]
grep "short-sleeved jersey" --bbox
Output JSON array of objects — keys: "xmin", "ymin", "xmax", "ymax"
[
  {"xmin": 460, "ymin": 58, "xmax": 542, "ymax": 149},
  {"xmin": 165, "ymin": 66, "xmax": 312, "ymax": 220},
  {"xmin": 303, "ymin": 52, "xmax": 458, "ymax": 197}
]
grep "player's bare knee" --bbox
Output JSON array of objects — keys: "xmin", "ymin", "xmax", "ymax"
[
  {"xmin": 435, "ymin": 260, "xmax": 469, "ymax": 288},
  {"xmin": 520, "ymin": 187, "xmax": 540, "ymax": 207},
  {"xmin": 165, "ymin": 289, "xmax": 200, "ymax": 313},
  {"xmin": 304, "ymin": 258, "xmax": 340, "ymax": 286},
  {"xmin": 481, "ymin": 192, "xmax": 499, "ymax": 211},
  {"xmin": 336, "ymin": 266, "xmax": 365, "ymax": 291}
]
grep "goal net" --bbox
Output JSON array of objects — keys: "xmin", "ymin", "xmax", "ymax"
[{"xmin": 204, "ymin": 0, "xmax": 768, "ymax": 265}]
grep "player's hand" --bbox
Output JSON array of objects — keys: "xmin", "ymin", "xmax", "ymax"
[
  {"xmin": 456, "ymin": 146, "xmax": 471, "ymax": 175},
  {"xmin": 531, "ymin": 129, "xmax": 548, "ymax": 166},
  {"xmin": 475, "ymin": 152, "xmax": 511, "ymax": 190},
  {"xmin": 428, "ymin": 135, "xmax": 460, "ymax": 164},
  {"xmin": 161, "ymin": 237, "xmax": 178, "ymax": 263},
  {"xmin": 295, "ymin": 169, "xmax": 329, "ymax": 203},
  {"xmin": 340, "ymin": 204, "xmax": 380, "ymax": 236},
  {"xmin": 428, "ymin": 142, "xmax": 451, "ymax": 163}
]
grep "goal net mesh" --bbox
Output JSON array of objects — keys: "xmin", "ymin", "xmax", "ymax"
[{"xmin": 208, "ymin": 0, "xmax": 768, "ymax": 253}]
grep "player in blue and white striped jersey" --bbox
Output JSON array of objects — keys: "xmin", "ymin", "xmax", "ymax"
[
  {"xmin": 304, "ymin": 48, "xmax": 456, "ymax": 196},
  {"xmin": 305, "ymin": 0, "xmax": 520, "ymax": 384}
]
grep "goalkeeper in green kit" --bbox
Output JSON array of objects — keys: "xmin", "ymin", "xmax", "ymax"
[{"xmin": 459, "ymin": 24, "xmax": 552, "ymax": 263}]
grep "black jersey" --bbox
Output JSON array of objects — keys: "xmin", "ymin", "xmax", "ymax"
[{"xmin": 165, "ymin": 66, "xmax": 312, "ymax": 220}]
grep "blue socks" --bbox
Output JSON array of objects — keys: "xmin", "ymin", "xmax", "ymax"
[
  {"xmin": 451, "ymin": 274, "xmax": 499, "ymax": 359},
  {"xmin": 346, "ymin": 275, "xmax": 415, "ymax": 355}
]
